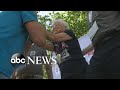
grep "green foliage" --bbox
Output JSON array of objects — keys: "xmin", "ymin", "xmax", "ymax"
[
  {"xmin": 50, "ymin": 11, "xmax": 88, "ymax": 38},
  {"xmin": 37, "ymin": 11, "xmax": 88, "ymax": 78},
  {"xmin": 37, "ymin": 12, "xmax": 52, "ymax": 31},
  {"xmin": 37, "ymin": 11, "xmax": 88, "ymax": 38},
  {"xmin": 42, "ymin": 64, "xmax": 48, "ymax": 79}
]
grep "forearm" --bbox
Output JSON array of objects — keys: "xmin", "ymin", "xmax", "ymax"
[{"xmin": 46, "ymin": 31, "xmax": 56, "ymax": 41}]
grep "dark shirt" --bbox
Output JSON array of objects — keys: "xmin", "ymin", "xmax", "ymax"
[{"xmin": 53, "ymin": 30, "xmax": 83, "ymax": 63}]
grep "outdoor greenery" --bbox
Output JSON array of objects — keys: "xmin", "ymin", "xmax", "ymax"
[
  {"xmin": 37, "ymin": 11, "xmax": 88, "ymax": 79},
  {"xmin": 37, "ymin": 11, "xmax": 88, "ymax": 38}
]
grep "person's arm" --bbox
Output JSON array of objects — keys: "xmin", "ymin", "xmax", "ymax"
[
  {"xmin": 21, "ymin": 12, "xmax": 71, "ymax": 51},
  {"xmin": 24, "ymin": 19, "xmax": 54, "ymax": 51},
  {"xmin": 25, "ymin": 21, "xmax": 46, "ymax": 46},
  {"xmin": 21, "ymin": 11, "xmax": 54, "ymax": 79},
  {"xmin": 20, "ymin": 11, "xmax": 47, "ymax": 49},
  {"xmin": 46, "ymin": 31, "xmax": 72, "ymax": 42}
]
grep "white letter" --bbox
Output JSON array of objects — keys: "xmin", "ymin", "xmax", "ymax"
[
  {"xmin": 51, "ymin": 56, "xmax": 57, "ymax": 64},
  {"xmin": 42, "ymin": 56, "xmax": 50, "ymax": 64},
  {"xmin": 16, "ymin": 57, "xmax": 21, "ymax": 63},
  {"xmin": 11, "ymin": 58, "xmax": 16, "ymax": 63},
  {"xmin": 36, "ymin": 56, "xmax": 42, "ymax": 64},
  {"xmin": 20, "ymin": 58, "xmax": 26, "ymax": 64},
  {"xmin": 27, "ymin": 56, "xmax": 35, "ymax": 64}
]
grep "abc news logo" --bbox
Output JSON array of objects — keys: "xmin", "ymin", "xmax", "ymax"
[
  {"xmin": 11, "ymin": 53, "xmax": 26, "ymax": 64},
  {"xmin": 11, "ymin": 53, "xmax": 57, "ymax": 64}
]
